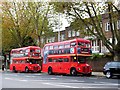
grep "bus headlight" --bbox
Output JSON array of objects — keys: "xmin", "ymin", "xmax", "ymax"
[{"xmin": 78, "ymin": 68, "xmax": 81, "ymax": 71}]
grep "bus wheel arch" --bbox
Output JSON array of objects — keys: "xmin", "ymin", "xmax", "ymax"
[
  {"xmin": 48, "ymin": 66, "xmax": 53, "ymax": 75},
  {"xmin": 70, "ymin": 67, "xmax": 77, "ymax": 76}
]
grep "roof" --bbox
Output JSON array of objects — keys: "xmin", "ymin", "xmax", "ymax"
[
  {"xmin": 44, "ymin": 38, "xmax": 90, "ymax": 46},
  {"xmin": 12, "ymin": 57, "xmax": 42, "ymax": 60},
  {"xmin": 11, "ymin": 46, "xmax": 40, "ymax": 51}
]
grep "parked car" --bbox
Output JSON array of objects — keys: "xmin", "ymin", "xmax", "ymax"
[{"xmin": 103, "ymin": 61, "xmax": 120, "ymax": 78}]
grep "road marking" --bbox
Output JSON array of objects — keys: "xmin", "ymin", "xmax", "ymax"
[
  {"xmin": 26, "ymin": 76, "xmax": 35, "ymax": 77},
  {"xmin": 43, "ymin": 82, "xmax": 80, "ymax": 88},
  {"xmin": 18, "ymin": 80, "xmax": 28, "ymax": 82},
  {"xmin": 70, "ymin": 80, "xmax": 85, "ymax": 82},
  {"xmin": 4, "ymin": 78, "xmax": 13, "ymax": 80},
  {"xmin": 50, "ymin": 78, "xmax": 57, "ymax": 80},
  {"xmin": 4, "ymin": 74, "xmax": 18, "ymax": 76}
]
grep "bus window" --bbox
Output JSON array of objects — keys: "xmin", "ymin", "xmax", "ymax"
[
  {"xmin": 53, "ymin": 59, "xmax": 57, "ymax": 62},
  {"xmin": 64, "ymin": 48, "xmax": 70, "ymax": 54},
  {"xmin": 45, "ymin": 46, "xmax": 49, "ymax": 50},
  {"xmin": 13, "ymin": 60, "xmax": 16, "ymax": 63},
  {"xmin": 65, "ymin": 44, "xmax": 70, "ymax": 48},
  {"xmin": 49, "ymin": 50, "xmax": 54, "ymax": 55},
  {"xmin": 64, "ymin": 58, "xmax": 69, "ymax": 62},
  {"xmin": 21, "ymin": 60, "xmax": 25, "ymax": 64},
  {"xmin": 54, "ymin": 50, "xmax": 58, "ymax": 54},
  {"xmin": 77, "ymin": 57, "xmax": 86, "ymax": 63},
  {"xmin": 54, "ymin": 45, "xmax": 58, "ymax": 49},
  {"xmin": 58, "ymin": 58, "xmax": 63, "ymax": 62},
  {"xmin": 49, "ymin": 46, "xmax": 53, "ymax": 49},
  {"xmin": 59, "ymin": 45, "xmax": 64, "ymax": 49},
  {"xmin": 85, "ymin": 43, "xmax": 90, "ymax": 48},
  {"xmin": 48, "ymin": 58, "xmax": 52, "ymax": 62},
  {"xmin": 35, "ymin": 49, "xmax": 40, "ymax": 53},
  {"xmin": 78, "ymin": 42, "xmax": 84, "ymax": 46},
  {"xmin": 30, "ymin": 49, "xmax": 35, "ymax": 52},
  {"xmin": 70, "ymin": 42, "xmax": 76, "ymax": 47}
]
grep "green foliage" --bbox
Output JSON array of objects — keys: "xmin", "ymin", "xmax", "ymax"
[
  {"xmin": 91, "ymin": 53, "xmax": 103, "ymax": 59},
  {"xmin": 2, "ymin": 2, "xmax": 55, "ymax": 53}
]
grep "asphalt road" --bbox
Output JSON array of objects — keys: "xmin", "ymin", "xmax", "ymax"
[{"xmin": 1, "ymin": 71, "xmax": 120, "ymax": 90}]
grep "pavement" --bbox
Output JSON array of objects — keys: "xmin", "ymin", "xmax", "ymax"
[{"xmin": 92, "ymin": 72, "xmax": 104, "ymax": 77}]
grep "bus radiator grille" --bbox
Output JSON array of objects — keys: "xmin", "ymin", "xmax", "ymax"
[{"xmin": 82, "ymin": 66, "xmax": 89, "ymax": 73}]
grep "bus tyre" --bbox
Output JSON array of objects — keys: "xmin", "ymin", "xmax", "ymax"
[
  {"xmin": 48, "ymin": 67, "xmax": 53, "ymax": 75},
  {"xmin": 37, "ymin": 70, "xmax": 41, "ymax": 73},
  {"xmin": 25, "ymin": 67, "xmax": 29, "ymax": 73},
  {"xmin": 70, "ymin": 68, "xmax": 77, "ymax": 76},
  {"xmin": 87, "ymin": 72, "xmax": 92, "ymax": 76},
  {"xmin": 13, "ymin": 67, "xmax": 17, "ymax": 73}
]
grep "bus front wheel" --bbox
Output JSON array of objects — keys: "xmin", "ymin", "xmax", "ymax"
[
  {"xmin": 70, "ymin": 68, "xmax": 77, "ymax": 76},
  {"xmin": 48, "ymin": 67, "xmax": 53, "ymax": 75}
]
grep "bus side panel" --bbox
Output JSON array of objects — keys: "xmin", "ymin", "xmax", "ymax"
[
  {"xmin": 61, "ymin": 62, "xmax": 70, "ymax": 74},
  {"xmin": 42, "ymin": 64, "xmax": 48, "ymax": 73}
]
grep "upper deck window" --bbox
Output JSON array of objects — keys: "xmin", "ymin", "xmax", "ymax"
[
  {"xmin": 35, "ymin": 49, "xmax": 40, "ymax": 53},
  {"xmin": 48, "ymin": 58, "xmax": 52, "ymax": 62},
  {"xmin": 85, "ymin": 43, "xmax": 90, "ymax": 47},
  {"xmin": 45, "ymin": 46, "xmax": 49, "ymax": 50},
  {"xmin": 70, "ymin": 42, "xmax": 76, "ymax": 47},
  {"xmin": 54, "ymin": 45, "xmax": 58, "ymax": 49},
  {"xmin": 59, "ymin": 45, "xmax": 64, "ymax": 49},
  {"xmin": 65, "ymin": 44, "xmax": 70, "ymax": 48},
  {"xmin": 49, "ymin": 46, "xmax": 53, "ymax": 49},
  {"xmin": 78, "ymin": 42, "xmax": 85, "ymax": 46}
]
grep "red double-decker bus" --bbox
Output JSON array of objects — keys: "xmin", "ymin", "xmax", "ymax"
[
  {"xmin": 10, "ymin": 46, "xmax": 42, "ymax": 73},
  {"xmin": 42, "ymin": 38, "xmax": 92, "ymax": 76}
]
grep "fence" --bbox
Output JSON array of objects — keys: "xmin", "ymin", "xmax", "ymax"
[{"xmin": 87, "ymin": 57, "xmax": 113, "ymax": 72}]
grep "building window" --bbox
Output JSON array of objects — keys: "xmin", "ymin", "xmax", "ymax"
[
  {"xmin": 51, "ymin": 37, "xmax": 55, "ymax": 42},
  {"xmin": 117, "ymin": 20, "xmax": 120, "ymax": 29},
  {"xmin": 61, "ymin": 34, "xmax": 65, "ymax": 41},
  {"xmin": 68, "ymin": 31, "xmax": 71, "ymax": 37},
  {"xmin": 76, "ymin": 31, "xmax": 80, "ymax": 36},
  {"xmin": 72, "ymin": 30, "xmax": 75, "ymax": 37},
  {"xmin": 105, "ymin": 22, "xmax": 110, "ymax": 31}
]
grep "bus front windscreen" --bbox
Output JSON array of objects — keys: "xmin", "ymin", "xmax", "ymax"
[
  {"xmin": 29, "ymin": 59, "xmax": 41, "ymax": 64},
  {"xmin": 77, "ymin": 57, "xmax": 86, "ymax": 63}
]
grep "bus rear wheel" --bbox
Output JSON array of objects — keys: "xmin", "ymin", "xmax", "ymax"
[
  {"xmin": 25, "ymin": 67, "xmax": 29, "ymax": 73},
  {"xmin": 70, "ymin": 68, "xmax": 77, "ymax": 76},
  {"xmin": 48, "ymin": 67, "xmax": 53, "ymax": 75}
]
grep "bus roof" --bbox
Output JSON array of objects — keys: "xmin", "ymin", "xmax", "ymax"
[
  {"xmin": 44, "ymin": 38, "xmax": 90, "ymax": 46},
  {"xmin": 12, "ymin": 57, "xmax": 42, "ymax": 60},
  {"xmin": 11, "ymin": 46, "xmax": 40, "ymax": 51}
]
